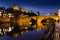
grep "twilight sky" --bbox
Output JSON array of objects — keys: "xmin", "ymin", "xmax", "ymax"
[{"xmin": 0, "ymin": 0, "xmax": 60, "ymax": 15}]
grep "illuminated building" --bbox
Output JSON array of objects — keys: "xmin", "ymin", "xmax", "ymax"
[
  {"xmin": 12, "ymin": 5, "xmax": 29, "ymax": 13},
  {"xmin": 13, "ymin": 5, "xmax": 20, "ymax": 11},
  {"xmin": 0, "ymin": 7, "xmax": 4, "ymax": 17}
]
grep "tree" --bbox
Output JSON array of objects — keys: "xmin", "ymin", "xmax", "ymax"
[{"xmin": 54, "ymin": 13, "xmax": 58, "ymax": 16}]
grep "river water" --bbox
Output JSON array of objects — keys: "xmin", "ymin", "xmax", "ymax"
[{"xmin": 0, "ymin": 22, "xmax": 45, "ymax": 40}]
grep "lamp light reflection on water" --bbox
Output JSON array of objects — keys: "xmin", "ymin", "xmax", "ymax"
[
  {"xmin": 8, "ymin": 27, "xmax": 12, "ymax": 32},
  {"xmin": 0, "ymin": 29, "xmax": 1, "ymax": 34},
  {"xmin": 8, "ymin": 26, "xmax": 14, "ymax": 32},
  {"xmin": 0, "ymin": 26, "xmax": 14, "ymax": 35}
]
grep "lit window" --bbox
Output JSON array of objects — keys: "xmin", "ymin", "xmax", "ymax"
[
  {"xmin": 8, "ymin": 13, "xmax": 11, "ymax": 16},
  {"xmin": 3, "ymin": 14, "xmax": 6, "ymax": 17},
  {"xmin": 8, "ymin": 13, "xmax": 12, "ymax": 17}
]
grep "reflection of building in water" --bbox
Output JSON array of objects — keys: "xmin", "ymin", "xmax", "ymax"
[
  {"xmin": 0, "ymin": 23, "xmax": 14, "ymax": 35},
  {"xmin": 0, "ymin": 7, "xmax": 10, "ymax": 22}
]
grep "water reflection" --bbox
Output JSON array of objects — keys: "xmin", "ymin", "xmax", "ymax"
[
  {"xmin": 0, "ymin": 23, "xmax": 14, "ymax": 36},
  {"xmin": 0, "ymin": 22, "xmax": 35, "ymax": 38}
]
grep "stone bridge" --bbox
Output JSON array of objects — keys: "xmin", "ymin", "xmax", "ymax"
[{"xmin": 17, "ymin": 15, "xmax": 59, "ymax": 29}]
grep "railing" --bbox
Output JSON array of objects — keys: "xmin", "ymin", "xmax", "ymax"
[{"xmin": 41, "ymin": 21, "xmax": 55, "ymax": 40}]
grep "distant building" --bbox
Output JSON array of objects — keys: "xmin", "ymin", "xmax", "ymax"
[
  {"xmin": 12, "ymin": 5, "xmax": 29, "ymax": 13},
  {"xmin": 0, "ymin": 7, "xmax": 5, "ymax": 17},
  {"xmin": 12, "ymin": 5, "xmax": 20, "ymax": 11}
]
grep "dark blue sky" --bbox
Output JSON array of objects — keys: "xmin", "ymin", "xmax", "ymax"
[{"xmin": 0, "ymin": 0, "xmax": 60, "ymax": 15}]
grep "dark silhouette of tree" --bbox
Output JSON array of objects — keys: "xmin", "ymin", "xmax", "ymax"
[
  {"xmin": 54, "ymin": 13, "xmax": 58, "ymax": 16},
  {"xmin": 26, "ymin": 11, "xmax": 37, "ymax": 16},
  {"xmin": 36, "ymin": 12, "xmax": 40, "ymax": 16}
]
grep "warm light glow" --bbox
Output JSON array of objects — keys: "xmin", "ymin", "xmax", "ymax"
[
  {"xmin": 0, "ymin": 29, "xmax": 1, "ymax": 34},
  {"xmin": 8, "ymin": 13, "xmax": 12, "ymax": 17},
  {"xmin": 25, "ymin": 27, "xmax": 28, "ymax": 29},
  {"xmin": 8, "ymin": 27, "xmax": 12, "ymax": 32},
  {"xmin": 8, "ymin": 13, "xmax": 11, "ymax": 15},
  {"xmin": 21, "ymin": 9, "xmax": 25, "ymax": 12},
  {"xmin": 58, "ymin": 9, "xmax": 60, "ymax": 16},
  {"xmin": 0, "ymin": 11, "xmax": 2, "ymax": 16},
  {"xmin": 0, "ymin": 13, "xmax": 1, "ymax": 16},
  {"xmin": 13, "ymin": 5, "xmax": 20, "ymax": 10},
  {"xmin": 17, "ymin": 16, "xmax": 58, "ymax": 30},
  {"xmin": 3, "ymin": 14, "xmax": 7, "ymax": 17},
  {"xmin": 0, "ymin": 11, "xmax": 2, "ymax": 13}
]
